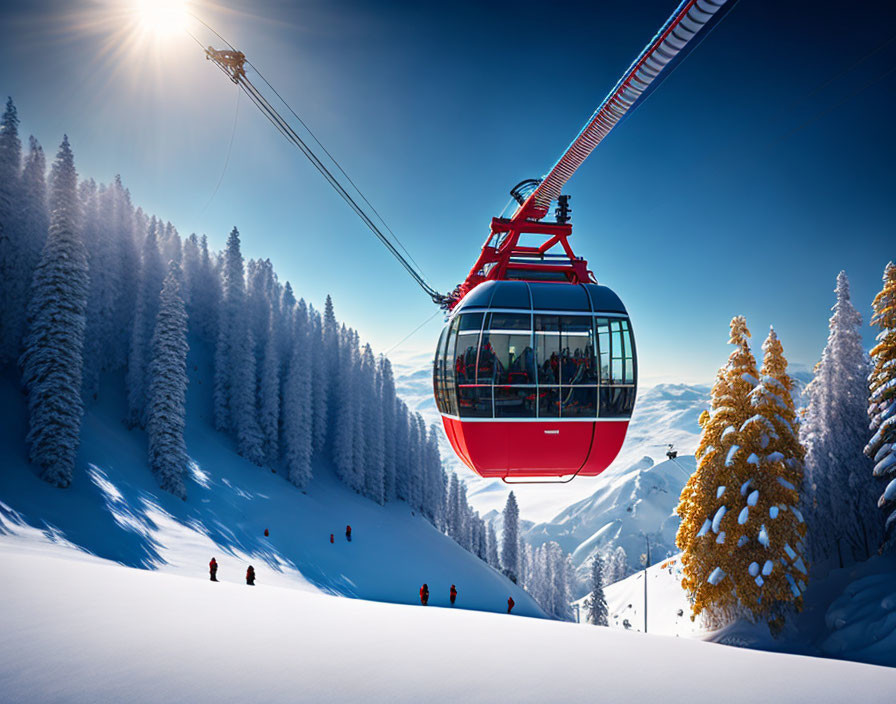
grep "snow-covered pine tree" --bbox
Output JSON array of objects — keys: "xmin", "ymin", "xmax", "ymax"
[
  {"xmin": 258, "ymin": 309, "xmax": 281, "ymax": 466},
  {"xmin": 109, "ymin": 178, "xmax": 139, "ymax": 369},
  {"xmin": 394, "ymin": 401, "xmax": 410, "ymax": 502},
  {"xmin": 181, "ymin": 233, "xmax": 199, "ymax": 311},
  {"xmin": 676, "ymin": 316, "xmax": 759, "ymax": 624},
  {"xmin": 190, "ymin": 234, "xmax": 219, "ymax": 342},
  {"xmin": 738, "ymin": 327, "xmax": 808, "ymax": 624},
  {"xmin": 322, "ymin": 294, "xmax": 339, "ymax": 450},
  {"xmin": 146, "ymin": 262, "xmax": 189, "ymax": 499},
  {"xmin": 362, "ymin": 344, "xmax": 385, "ymax": 503},
  {"xmin": 867, "ymin": 262, "xmax": 896, "ymax": 548},
  {"xmin": 13, "ymin": 136, "xmax": 48, "ymax": 362},
  {"xmin": 446, "ymin": 473, "xmax": 460, "ymax": 540},
  {"xmin": 19, "ymin": 136, "xmax": 88, "ymax": 487},
  {"xmin": 502, "ymin": 491, "xmax": 520, "ymax": 583},
  {"xmin": 0, "ymin": 97, "xmax": 23, "ymax": 365},
  {"xmin": 309, "ymin": 307, "xmax": 328, "ymax": 456},
  {"xmin": 802, "ymin": 271, "xmax": 880, "ymax": 564},
  {"xmin": 425, "ymin": 426, "xmax": 446, "ymax": 527},
  {"xmin": 282, "ymin": 300, "xmax": 313, "ymax": 489},
  {"xmin": 126, "ymin": 218, "xmax": 165, "ymax": 427},
  {"xmin": 214, "ymin": 227, "xmax": 244, "ymax": 431},
  {"xmin": 585, "ymin": 555, "xmax": 609, "ymax": 625},
  {"xmin": 378, "ymin": 356, "xmax": 398, "ymax": 500},
  {"xmin": 486, "ymin": 521, "xmax": 500, "ymax": 568},
  {"xmin": 332, "ymin": 325, "xmax": 356, "ymax": 486},
  {"xmin": 609, "ymin": 545, "xmax": 628, "ymax": 583},
  {"xmin": 232, "ymin": 324, "xmax": 266, "ymax": 465}
]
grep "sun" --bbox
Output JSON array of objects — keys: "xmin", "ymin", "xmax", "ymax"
[{"xmin": 134, "ymin": 0, "xmax": 188, "ymax": 38}]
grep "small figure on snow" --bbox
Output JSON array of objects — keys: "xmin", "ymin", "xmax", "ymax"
[
  {"xmin": 450, "ymin": 584, "xmax": 457, "ymax": 605},
  {"xmin": 420, "ymin": 583, "xmax": 429, "ymax": 606},
  {"xmin": 246, "ymin": 565, "xmax": 256, "ymax": 586},
  {"xmin": 345, "ymin": 525, "xmax": 352, "ymax": 542},
  {"xmin": 264, "ymin": 528, "xmax": 269, "ymax": 537},
  {"xmin": 507, "ymin": 596, "xmax": 515, "ymax": 614},
  {"xmin": 330, "ymin": 533, "xmax": 334, "ymax": 544},
  {"xmin": 209, "ymin": 557, "xmax": 218, "ymax": 582}
]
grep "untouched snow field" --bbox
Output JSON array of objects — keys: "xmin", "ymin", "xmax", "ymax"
[{"xmin": 3, "ymin": 544, "xmax": 895, "ymax": 704}]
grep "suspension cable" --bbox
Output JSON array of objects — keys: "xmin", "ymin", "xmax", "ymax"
[{"xmin": 184, "ymin": 21, "xmax": 447, "ymax": 306}]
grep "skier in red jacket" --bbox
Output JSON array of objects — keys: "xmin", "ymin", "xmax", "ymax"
[
  {"xmin": 246, "ymin": 565, "xmax": 256, "ymax": 586},
  {"xmin": 209, "ymin": 557, "xmax": 218, "ymax": 582},
  {"xmin": 507, "ymin": 596, "xmax": 515, "ymax": 614},
  {"xmin": 420, "ymin": 583, "xmax": 429, "ymax": 606},
  {"xmin": 346, "ymin": 525, "xmax": 352, "ymax": 542},
  {"xmin": 450, "ymin": 584, "xmax": 457, "ymax": 605}
]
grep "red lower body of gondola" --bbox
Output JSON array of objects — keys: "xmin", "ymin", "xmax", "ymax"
[{"xmin": 440, "ymin": 416, "xmax": 629, "ymax": 480}]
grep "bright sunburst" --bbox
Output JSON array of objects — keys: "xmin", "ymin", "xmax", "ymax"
[{"xmin": 133, "ymin": 0, "xmax": 188, "ymax": 38}]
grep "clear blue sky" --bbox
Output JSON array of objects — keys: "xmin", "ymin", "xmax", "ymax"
[{"xmin": 1, "ymin": 0, "xmax": 894, "ymax": 384}]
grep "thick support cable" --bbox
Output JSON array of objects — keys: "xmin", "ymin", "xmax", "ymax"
[{"xmin": 190, "ymin": 27, "xmax": 447, "ymax": 306}]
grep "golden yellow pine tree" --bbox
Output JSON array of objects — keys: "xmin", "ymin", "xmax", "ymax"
[
  {"xmin": 737, "ymin": 327, "xmax": 808, "ymax": 626},
  {"xmin": 866, "ymin": 261, "xmax": 896, "ymax": 541},
  {"xmin": 677, "ymin": 316, "xmax": 758, "ymax": 621}
]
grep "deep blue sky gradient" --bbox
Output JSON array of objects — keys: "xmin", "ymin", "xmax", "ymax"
[{"xmin": 1, "ymin": 0, "xmax": 894, "ymax": 383}]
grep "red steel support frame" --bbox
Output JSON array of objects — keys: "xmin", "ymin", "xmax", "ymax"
[{"xmin": 449, "ymin": 216, "xmax": 595, "ymax": 307}]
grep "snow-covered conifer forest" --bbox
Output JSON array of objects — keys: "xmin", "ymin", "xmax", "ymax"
[{"xmin": 0, "ymin": 98, "xmax": 573, "ymax": 619}]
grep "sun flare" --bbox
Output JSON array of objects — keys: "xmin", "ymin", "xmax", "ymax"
[{"xmin": 134, "ymin": 0, "xmax": 188, "ymax": 38}]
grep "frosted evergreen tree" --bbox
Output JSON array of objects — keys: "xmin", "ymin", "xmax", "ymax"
[
  {"xmin": 146, "ymin": 262, "xmax": 189, "ymax": 499},
  {"xmin": 0, "ymin": 97, "xmax": 23, "ymax": 365},
  {"xmin": 11, "ymin": 136, "xmax": 48, "ymax": 362},
  {"xmin": 309, "ymin": 307, "xmax": 328, "ymax": 455},
  {"xmin": 322, "ymin": 294, "xmax": 339, "ymax": 449},
  {"xmin": 214, "ymin": 227, "xmax": 245, "ymax": 431},
  {"xmin": 126, "ymin": 218, "xmax": 165, "ymax": 427},
  {"xmin": 379, "ymin": 356, "xmax": 398, "ymax": 500},
  {"xmin": 585, "ymin": 555, "xmax": 608, "ymax": 625},
  {"xmin": 109, "ymin": 178, "xmax": 139, "ymax": 369},
  {"xmin": 232, "ymin": 325, "xmax": 265, "ymax": 465},
  {"xmin": 19, "ymin": 136, "xmax": 88, "ymax": 487},
  {"xmin": 486, "ymin": 521, "xmax": 500, "ymax": 568},
  {"xmin": 282, "ymin": 300, "xmax": 313, "ymax": 488},
  {"xmin": 517, "ymin": 532, "xmax": 528, "ymax": 587},
  {"xmin": 608, "ymin": 545, "xmax": 628, "ymax": 583},
  {"xmin": 181, "ymin": 233, "xmax": 200, "ymax": 310},
  {"xmin": 425, "ymin": 426, "xmax": 446, "ymax": 527},
  {"xmin": 191, "ymin": 234, "xmax": 219, "ymax": 341},
  {"xmin": 867, "ymin": 262, "xmax": 896, "ymax": 548},
  {"xmin": 258, "ymin": 310, "xmax": 281, "ymax": 466},
  {"xmin": 502, "ymin": 491, "xmax": 520, "ymax": 583},
  {"xmin": 446, "ymin": 472, "xmax": 460, "ymax": 540},
  {"xmin": 802, "ymin": 272, "xmax": 880, "ymax": 563},
  {"xmin": 332, "ymin": 325, "xmax": 357, "ymax": 486},
  {"xmin": 362, "ymin": 344, "xmax": 385, "ymax": 503},
  {"xmin": 394, "ymin": 402, "xmax": 410, "ymax": 502}
]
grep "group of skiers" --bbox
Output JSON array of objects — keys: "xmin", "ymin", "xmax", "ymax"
[
  {"xmin": 210, "ymin": 526, "xmax": 516, "ymax": 614},
  {"xmin": 209, "ymin": 557, "xmax": 256, "ymax": 586},
  {"xmin": 419, "ymin": 583, "xmax": 514, "ymax": 613}
]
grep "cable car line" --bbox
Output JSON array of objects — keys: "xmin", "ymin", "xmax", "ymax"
[
  {"xmin": 184, "ymin": 23, "xmax": 448, "ymax": 306},
  {"xmin": 185, "ymin": 0, "xmax": 740, "ymax": 482},
  {"xmin": 199, "ymin": 84, "xmax": 240, "ymax": 215}
]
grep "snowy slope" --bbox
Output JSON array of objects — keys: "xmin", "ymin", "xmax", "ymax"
[
  {"xmin": 594, "ymin": 551, "xmax": 896, "ymax": 669},
  {"xmin": 3, "ymin": 545, "xmax": 894, "ymax": 703},
  {"xmin": 0, "ymin": 341, "xmax": 540, "ymax": 616}
]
